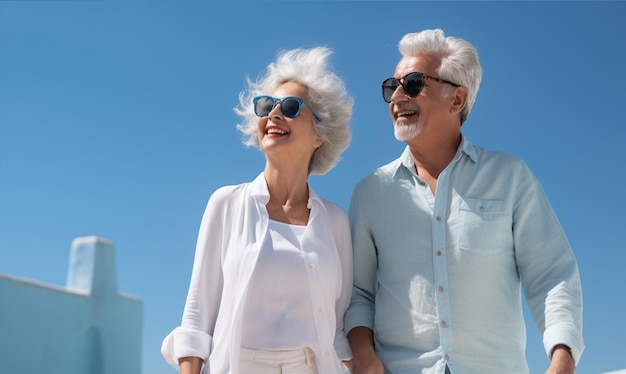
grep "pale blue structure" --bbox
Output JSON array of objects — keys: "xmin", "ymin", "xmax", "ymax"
[{"xmin": 0, "ymin": 236, "xmax": 143, "ymax": 374}]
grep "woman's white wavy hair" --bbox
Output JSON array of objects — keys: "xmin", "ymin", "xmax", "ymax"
[{"xmin": 234, "ymin": 46, "xmax": 353, "ymax": 175}]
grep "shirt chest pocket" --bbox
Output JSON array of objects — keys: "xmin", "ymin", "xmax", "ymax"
[{"xmin": 457, "ymin": 198, "xmax": 512, "ymax": 256}]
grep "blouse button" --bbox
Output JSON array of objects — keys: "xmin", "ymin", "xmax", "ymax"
[{"xmin": 436, "ymin": 250, "xmax": 442, "ymax": 256}]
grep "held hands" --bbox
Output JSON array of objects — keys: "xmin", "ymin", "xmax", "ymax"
[
  {"xmin": 348, "ymin": 345, "xmax": 575, "ymax": 374},
  {"xmin": 347, "ymin": 327, "xmax": 384, "ymax": 374},
  {"xmin": 349, "ymin": 353, "xmax": 384, "ymax": 374},
  {"xmin": 343, "ymin": 360, "xmax": 353, "ymax": 373},
  {"xmin": 545, "ymin": 345, "xmax": 575, "ymax": 374}
]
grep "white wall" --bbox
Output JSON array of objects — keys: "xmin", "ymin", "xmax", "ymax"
[{"xmin": 0, "ymin": 236, "xmax": 142, "ymax": 374}]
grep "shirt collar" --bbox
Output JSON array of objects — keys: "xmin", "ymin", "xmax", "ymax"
[
  {"xmin": 249, "ymin": 172, "xmax": 322, "ymax": 209},
  {"xmin": 394, "ymin": 133, "xmax": 478, "ymax": 178}
]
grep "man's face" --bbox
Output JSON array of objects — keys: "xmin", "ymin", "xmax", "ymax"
[{"xmin": 388, "ymin": 55, "xmax": 455, "ymax": 143}]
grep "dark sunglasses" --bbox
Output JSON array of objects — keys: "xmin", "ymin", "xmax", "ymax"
[
  {"xmin": 253, "ymin": 96, "xmax": 321, "ymax": 122},
  {"xmin": 381, "ymin": 72, "xmax": 460, "ymax": 103}
]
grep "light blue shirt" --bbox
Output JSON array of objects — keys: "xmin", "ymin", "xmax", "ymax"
[{"xmin": 344, "ymin": 135, "xmax": 584, "ymax": 374}]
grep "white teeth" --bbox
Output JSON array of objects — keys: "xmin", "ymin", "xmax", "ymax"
[{"xmin": 267, "ymin": 128, "xmax": 287, "ymax": 135}]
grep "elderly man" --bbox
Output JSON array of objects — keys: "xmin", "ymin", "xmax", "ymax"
[{"xmin": 345, "ymin": 28, "xmax": 584, "ymax": 374}]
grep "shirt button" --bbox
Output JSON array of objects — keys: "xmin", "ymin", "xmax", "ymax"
[
  {"xmin": 435, "ymin": 216, "xmax": 442, "ymax": 221},
  {"xmin": 479, "ymin": 206, "xmax": 485, "ymax": 212},
  {"xmin": 318, "ymin": 307, "xmax": 323, "ymax": 313},
  {"xmin": 436, "ymin": 250, "xmax": 442, "ymax": 256},
  {"xmin": 309, "ymin": 264, "xmax": 315, "ymax": 270},
  {"xmin": 438, "ymin": 286, "xmax": 444, "ymax": 292},
  {"xmin": 419, "ymin": 180, "xmax": 426, "ymax": 186},
  {"xmin": 445, "ymin": 354, "xmax": 450, "ymax": 360},
  {"xmin": 441, "ymin": 320, "xmax": 447, "ymax": 327}
]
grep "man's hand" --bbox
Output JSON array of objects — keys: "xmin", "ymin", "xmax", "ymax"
[
  {"xmin": 347, "ymin": 327, "xmax": 384, "ymax": 374},
  {"xmin": 350, "ymin": 353, "xmax": 384, "ymax": 374},
  {"xmin": 545, "ymin": 345, "xmax": 575, "ymax": 374}
]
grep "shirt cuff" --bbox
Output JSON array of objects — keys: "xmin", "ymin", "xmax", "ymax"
[
  {"xmin": 343, "ymin": 306, "xmax": 375, "ymax": 335},
  {"xmin": 161, "ymin": 326, "xmax": 212, "ymax": 368},
  {"xmin": 543, "ymin": 325, "xmax": 584, "ymax": 364}
]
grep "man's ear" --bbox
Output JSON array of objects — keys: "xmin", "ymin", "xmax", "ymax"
[{"xmin": 450, "ymin": 86, "xmax": 468, "ymax": 115}]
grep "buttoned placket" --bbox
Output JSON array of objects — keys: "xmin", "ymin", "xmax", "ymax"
[
  {"xmin": 414, "ymin": 164, "xmax": 454, "ymax": 369},
  {"xmin": 432, "ymin": 167, "xmax": 453, "ymax": 369}
]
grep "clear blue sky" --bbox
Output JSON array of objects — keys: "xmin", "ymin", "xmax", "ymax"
[{"xmin": 1, "ymin": 1, "xmax": 624, "ymax": 373}]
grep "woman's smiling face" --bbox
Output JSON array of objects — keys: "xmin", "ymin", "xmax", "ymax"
[{"xmin": 257, "ymin": 81, "xmax": 323, "ymax": 164}]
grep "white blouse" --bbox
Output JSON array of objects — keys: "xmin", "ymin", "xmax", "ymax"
[
  {"xmin": 161, "ymin": 173, "xmax": 353, "ymax": 374},
  {"xmin": 241, "ymin": 220, "xmax": 314, "ymax": 350}
]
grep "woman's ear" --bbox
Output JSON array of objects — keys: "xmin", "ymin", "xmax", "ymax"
[{"xmin": 313, "ymin": 139, "xmax": 324, "ymax": 149}]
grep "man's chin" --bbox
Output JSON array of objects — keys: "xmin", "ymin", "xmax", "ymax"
[{"xmin": 394, "ymin": 123, "xmax": 419, "ymax": 142}]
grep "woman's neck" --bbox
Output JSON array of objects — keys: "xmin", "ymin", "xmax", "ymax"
[{"xmin": 263, "ymin": 164, "xmax": 311, "ymax": 225}]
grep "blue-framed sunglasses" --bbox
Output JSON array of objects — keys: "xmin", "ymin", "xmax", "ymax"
[{"xmin": 253, "ymin": 96, "xmax": 321, "ymax": 122}]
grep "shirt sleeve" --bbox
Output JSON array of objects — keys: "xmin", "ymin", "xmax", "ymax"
[
  {"xmin": 344, "ymin": 180, "xmax": 378, "ymax": 334},
  {"xmin": 512, "ymin": 161, "xmax": 585, "ymax": 364},
  {"xmin": 330, "ymin": 205, "xmax": 354, "ymax": 361},
  {"xmin": 161, "ymin": 187, "xmax": 229, "ymax": 369}
]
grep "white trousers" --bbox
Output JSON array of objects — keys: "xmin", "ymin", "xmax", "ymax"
[{"xmin": 239, "ymin": 347, "xmax": 318, "ymax": 374}]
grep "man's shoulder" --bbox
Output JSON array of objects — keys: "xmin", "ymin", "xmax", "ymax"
[
  {"xmin": 365, "ymin": 157, "xmax": 401, "ymax": 178},
  {"xmin": 469, "ymin": 143, "xmax": 524, "ymax": 167},
  {"xmin": 353, "ymin": 157, "xmax": 403, "ymax": 193}
]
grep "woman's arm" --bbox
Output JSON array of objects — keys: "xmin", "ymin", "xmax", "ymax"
[
  {"xmin": 162, "ymin": 186, "xmax": 234, "ymax": 369},
  {"xmin": 179, "ymin": 356, "xmax": 203, "ymax": 374}
]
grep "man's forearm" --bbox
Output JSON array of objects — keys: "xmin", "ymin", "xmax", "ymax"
[
  {"xmin": 348, "ymin": 326, "xmax": 376, "ymax": 356},
  {"xmin": 347, "ymin": 327, "xmax": 384, "ymax": 374}
]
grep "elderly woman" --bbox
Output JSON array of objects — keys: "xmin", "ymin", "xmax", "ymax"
[{"xmin": 161, "ymin": 47, "xmax": 354, "ymax": 374}]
